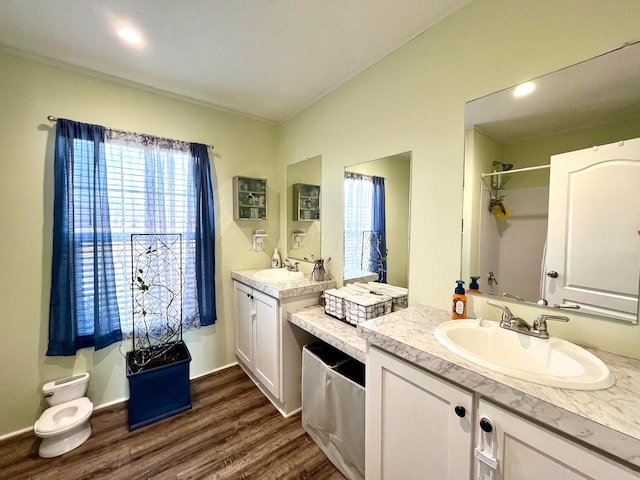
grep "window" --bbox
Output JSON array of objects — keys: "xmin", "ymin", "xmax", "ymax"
[
  {"xmin": 344, "ymin": 172, "xmax": 374, "ymax": 279},
  {"xmin": 48, "ymin": 119, "xmax": 215, "ymax": 356},
  {"xmin": 103, "ymin": 136, "xmax": 198, "ymax": 335},
  {"xmin": 344, "ymin": 171, "xmax": 387, "ymax": 282}
]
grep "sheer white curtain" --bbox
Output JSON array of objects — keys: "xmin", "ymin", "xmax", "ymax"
[
  {"xmin": 105, "ymin": 131, "xmax": 199, "ymax": 335},
  {"xmin": 344, "ymin": 172, "xmax": 374, "ymax": 279}
]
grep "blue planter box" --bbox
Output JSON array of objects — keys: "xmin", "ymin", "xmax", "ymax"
[{"xmin": 126, "ymin": 341, "xmax": 192, "ymax": 431}]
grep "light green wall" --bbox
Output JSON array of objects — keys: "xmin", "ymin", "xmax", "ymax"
[
  {"xmin": 463, "ymin": 128, "xmax": 503, "ymax": 278},
  {"xmin": 503, "ymin": 117, "xmax": 640, "ymax": 189},
  {"xmin": 277, "ymin": 0, "xmax": 640, "ymax": 357},
  {"xmin": 0, "ymin": 52, "xmax": 278, "ymax": 437},
  {"xmin": 345, "ymin": 155, "xmax": 410, "ymax": 288}
]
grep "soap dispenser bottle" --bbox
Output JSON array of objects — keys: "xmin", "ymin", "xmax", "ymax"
[
  {"xmin": 272, "ymin": 248, "xmax": 281, "ymax": 268},
  {"xmin": 452, "ymin": 280, "xmax": 467, "ymax": 319},
  {"xmin": 468, "ymin": 276, "xmax": 482, "ymax": 293}
]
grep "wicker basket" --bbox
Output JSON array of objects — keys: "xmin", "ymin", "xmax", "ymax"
[
  {"xmin": 323, "ymin": 289, "xmax": 347, "ymax": 320},
  {"xmin": 343, "ymin": 293, "xmax": 392, "ymax": 326},
  {"xmin": 366, "ymin": 282, "xmax": 408, "ymax": 310}
]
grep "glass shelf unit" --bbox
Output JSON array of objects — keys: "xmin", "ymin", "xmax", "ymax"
[
  {"xmin": 233, "ymin": 176, "xmax": 267, "ymax": 220},
  {"xmin": 293, "ymin": 183, "xmax": 320, "ymax": 221}
]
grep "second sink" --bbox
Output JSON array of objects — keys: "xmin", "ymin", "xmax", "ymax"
[
  {"xmin": 253, "ymin": 268, "xmax": 305, "ymax": 282},
  {"xmin": 434, "ymin": 319, "xmax": 615, "ymax": 390}
]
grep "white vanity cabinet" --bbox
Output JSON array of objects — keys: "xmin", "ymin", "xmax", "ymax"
[
  {"xmin": 365, "ymin": 344, "xmax": 640, "ymax": 480},
  {"xmin": 235, "ymin": 281, "xmax": 280, "ymax": 398},
  {"xmin": 233, "ymin": 279, "xmax": 319, "ymax": 417},
  {"xmin": 475, "ymin": 400, "xmax": 640, "ymax": 480},
  {"xmin": 359, "ymin": 305, "xmax": 640, "ymax": 477},
  {"xmin": 365, "ymin": 346, "xmax": 474, "ymax": 480}
]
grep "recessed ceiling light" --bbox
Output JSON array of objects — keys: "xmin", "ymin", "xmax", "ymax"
[
  {"xmin": 514, "ymin": 82, "xmax": 535, "ymax": 97},
  {"xmin": 118, "ymin": 27, "xmax": 141, "ymax": 44}
]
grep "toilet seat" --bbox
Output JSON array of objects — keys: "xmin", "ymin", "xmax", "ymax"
[{"xmin": 34, "ymin": 397, "xmax": 93, "ymax": 437}]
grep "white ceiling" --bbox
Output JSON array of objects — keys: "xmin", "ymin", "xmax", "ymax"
[
  {"xmin": 466, "ymin": 42, "xmax": 640, "ymax": 144},
  {"xmin": 0, "ymin": 0, "xmax": 470, "ymax": 123}
]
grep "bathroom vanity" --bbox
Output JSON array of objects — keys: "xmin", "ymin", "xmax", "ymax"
[
  {"xmin": 359, "ymin": 306, "xmax": 640, "ymax": 479},
  {"xmin": 289, "ymin": 305, "xmax": 640, "ymax": 478},
  {"xmin": 231, "ymin": 269, "xmax": 335, "ymax": 417}
]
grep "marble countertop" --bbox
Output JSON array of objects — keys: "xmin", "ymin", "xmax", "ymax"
[
  {"xmin": 358, "ymin": 305, "xmax": 640, "ymax": 470},
  {"xmin": 231, "ymin": 269, "xmax": 335, "ymax": 300},
  {"xmin": 289, "ymin": 305, "xmax": 367, "ymax": 363}
]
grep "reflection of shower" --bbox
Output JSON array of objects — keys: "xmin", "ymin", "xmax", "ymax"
[
  {"xmin": 491, "ymin": 161, "xmax": 514, "ymax": 189},
  {"xmin": 486, "ymin": 162, "xmax": 515, "ymax": 219},
  {"xmin": 489, "ymin": 196, "xmax": 507, "ymax": 215},
  {"xmin": 481, "ymin": 163, "xmax": 551, "ymax": 221}
]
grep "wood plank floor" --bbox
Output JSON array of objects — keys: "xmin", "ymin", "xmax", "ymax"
[{"xmin": 0, "ymin": 365, "xmax": 345, "ymax": 480}]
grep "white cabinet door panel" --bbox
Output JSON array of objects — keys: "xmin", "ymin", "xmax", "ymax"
[
  {"xmin": 366, "ymin": 346, "xmax": 473, "ymax": 480},
  {"xmin": 234, "ymin": 281, "xmax": 254, "ymax": 369},
  {"xmin": 253, "ymin": 289, "xmax": 280, "ymax": 398},
  {"xmin": 476, "ymin": 400, "xmax": 640, "ymax": 480}
]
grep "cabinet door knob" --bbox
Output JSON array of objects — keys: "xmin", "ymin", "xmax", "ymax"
[
  {"xmin": 479, "ymin": 417, "xmax": 493, "ymax": 433},
  {"xmin": 454, "ymin": 406, "xmax": 466, "ymax": 418}
]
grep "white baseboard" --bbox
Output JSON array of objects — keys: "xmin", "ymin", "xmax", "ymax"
[{"xmin": 0, "ymin": 426, "xmax": 33, "ymax": 442}]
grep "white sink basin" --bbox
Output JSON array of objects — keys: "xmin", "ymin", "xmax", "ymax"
[
  {"xmin": 253, "ymin": 268, "xmax": 305, "ymax": 282},
  {"xmin": 434, "ymin": 320, "xmax": 614, "ymax": 390}
]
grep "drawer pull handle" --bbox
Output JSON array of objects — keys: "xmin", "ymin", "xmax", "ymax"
[
  {"xmin": 454, "ymin": 406, "xmax": 466, "ymax": 418},
  {"xmin": 480, "ymin": 417, "xmax": 493, "ymax": 433}
]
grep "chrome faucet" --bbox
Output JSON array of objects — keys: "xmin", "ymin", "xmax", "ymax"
[
  {"xmin": 284, "ymin": 258, "xmax": 299, "ymax": 272},
  {"xmin": 531, "ymin": 314, "xmax": 570, "ymax": 339},
  {"xmin": 487, "ymin": 300, "xmax": 531, "ymax": 333},
  {"xmin": 487, "ymin": 300, "xmax": 569, "ymax": 339}
]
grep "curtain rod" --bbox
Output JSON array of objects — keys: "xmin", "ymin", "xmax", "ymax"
[
  {"xmin": 481, "ymin": 164, "xmax": 549, "ymax": 178},
  {"xmin": 47, "ymin": 116, "xmax": 214, "ymax": 150}
]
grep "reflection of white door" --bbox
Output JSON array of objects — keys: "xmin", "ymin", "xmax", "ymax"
[{"xmin": 544, "ymin": 138, "xmax": 640, "ymax": 322}]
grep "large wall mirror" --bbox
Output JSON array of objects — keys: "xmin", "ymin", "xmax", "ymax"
[
  {"xmin": 344, "ymin": 152, "xmax": 411, "ymax": 288},
  {"xmin": 462, "ymin": 42, "xmax": 640, "ymax": 324},
  {"xmin": 287, "ymin": 155, "xmax": 322, "ymax": 262}
]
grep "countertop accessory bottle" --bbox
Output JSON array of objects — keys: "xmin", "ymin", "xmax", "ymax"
[
  {"xmin": 312, "ymin": 258, "xmax": 326, "ymax": 281},
  {"xmin": 452, "ymin": 280, "xmax": 467, "ymax": 319},
  {"xmin": 272, "ymin": 248, "xmax": 281, "ymax": 268},
  {"xmin": 468, "ymin": 276, "xmax": 482, "ymax": 293}
]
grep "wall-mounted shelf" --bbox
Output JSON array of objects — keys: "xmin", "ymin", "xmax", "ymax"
[
  {"xmin": 233, "ymin": 176, "xmax": 267, "ymax": 221},
  {"xmin": 293, "ymin": 183, "xmax": 320, "ymax": 221}
]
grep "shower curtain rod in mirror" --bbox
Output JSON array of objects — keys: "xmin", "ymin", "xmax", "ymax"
[
  {"xmin": 481, "ymin": 164, "xmax": 549, "ymax": 178},
  {"xmin": 46, "ymin": 115, "xmax": 214, "ymax": 150}
]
